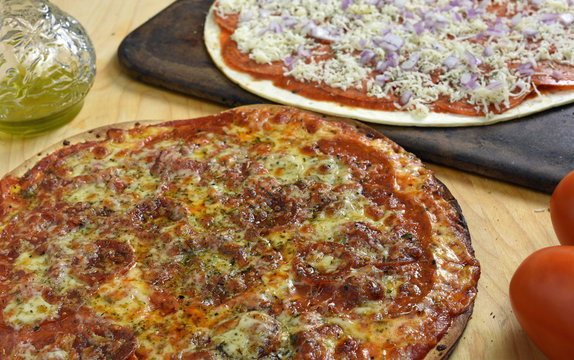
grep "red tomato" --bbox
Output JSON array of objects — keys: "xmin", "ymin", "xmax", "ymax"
[
  {"xmin": 509, "ymin": 246, "xmax": 574, "ymax": 360},
  {"xmin": 550, "ymin": 170, "xmax": 574, "ymax": 245}
]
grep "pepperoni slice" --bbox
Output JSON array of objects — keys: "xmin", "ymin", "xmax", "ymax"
[
  {"xmin": 335, "ymin": 262, "xmax": 434, "ymax": 316},
  {"xmin": 214, "ymin": 12, "xmax": 239, "ymax": 34},
  {"xmin": 341, "ymin": 222, "xmax": 426, "ymax": 267},
  {"xmin": 142, "ymin": 233, "xmax": 283, "ymax": 306},
  {"xmin": 0, "ymin": 309, "xmax": 136, "ymax": 360},
  {"xmin": 293, "ymin": 324, "xmax": 371, "ymax": 360},
  {"xmin": 432, "ymin": 90, "xmax": 533, "ymax": 116},
  {"xmin": 72, "ymin": 240, "xmax": 135, "ymax": 286},
  {"xmin": 220, "ymin": 35, "xmax": 285, "ymax": 77},
  {"xmin": 334, "ymin": 336, "xmax": 371, "ymax": 360},
  {"xmin": 293, "ymin": 242, "xmax": 356, "ymax": 285},
  {"xmin": 149, "ymin": 287, "xmax": 180, "ymax": 315},
  {"xmin": 233, "ymin": 179, "xmax": 304, "ymax": 233},
  {"xmin": 149, "ymin": 149, "xmax": 208, "ymax": 179},
  {"xmin": 533, "ymin": 62, "xmax": 574, "ymax": 88},
  {"xmin": 130, "ymin": 197, "xmax": 189, "ymax": 224}
]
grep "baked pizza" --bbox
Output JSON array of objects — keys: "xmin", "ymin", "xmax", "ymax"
[
  {"xmin": 0, "ymin": 105, "xmax": 480, "ymax": 359},
  {"xmin": 205, "ymin": 0, "xmax": 574, "ymax": 126}
]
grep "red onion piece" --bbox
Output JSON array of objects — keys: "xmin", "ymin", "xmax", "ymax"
[
  {"xmin": 467, "ymin": 7, "xmax": 478, "ymax": 18},
  {"xmin": 400, "ymin": 90, "xmax": 413, "ymax": 105},
  {"xmin": 375, "ymin": 55, "xmax": 397, "ymax": 72},
  {"xmin": 375, "ymin": 60, "xmax": 386, "ymax": 72},
  {"xmin": 360, "ymin": 49, "xmax": 377, "ymax": 64},
  {"xmin": 401, "ymin": 52, "xmax": 420, "ymax": 70},
  {"xmin": 375, "ymin": 74, "xmax": 390, "ymax": 84},
  {"xmin": 433, "ymin": 14, "xmax": 449, "ymax": 28},
  {"xmin": 559, "ymin": 13, "xmax": 574, "ymax": 26},
  {"xmin": 511, "ymin": 13, "xmax": 522, "ymax": 27},
  {"xmin": 259, "ymin": 20, "xmax": 283, "ymax": 35},
  {"xmin": 413, "ymin": 21, "xmax": 425, "ymax": 35},
  {"xmin": 517, "ymin": 62, "xmax": 535, "ymax": 76},
  {"xmin": 485, "ymin": 22, "xmax": 508, "ymax": 38},
  {"xmin": 483, "ymin": 46, "xmax": 494, "ymax": 57},
  {"xmin": 443, "ymin": 54, "xmax": 460, "ymax": 69},
  {"xmin": 375, "ymin": 51, "xmax": 400, "ymax": 72},
  {"xmin": 453, "ymin": 12, "xmax": 463, "ymax": 22},
  {"xmin": 461, "ymin": 72, "xmax": 478, "ymax": 90},
  {"xmin": 539, "ymin": 13, "xmax": 558, "ymax": 23},
  {"xmin": 523, "ymin": 28, "xmax": 539, "ymax": 38},
  {"xmin": 283, "ymin": 56, "xmax": 296, "ymax": 70},
  {"xmin": 372, "ymin": 35, "xmax": 384, "ymax": 47},
  {"xmin": 342, "ymin": 0, "xmax": 353, "ymax": 11},
  {"xmin": 487, "ymin": 81, "xmax": 504, "ymax": 90},
  {"xmin": 552, "ymin": 70, "xmax": 563, "ymax": 80},
  {"xmin": 386, "ymin": 52, "xmax": 399, "ymax": 67},
  {"xmin": 464, "ymin": 50, "xmax": 482, "ymax": 67},
  {"xmin": 310, "ymin": 26, "xmax": 338, "ymax": 41},
  {"xmin": 296, "ymin": 44, "xmax": 311, "ymax": 57},
  {"xmin": 379, "ymin": 33, "xmax": 405, "ymax": 52},
  {"xmin": 282, "ymin": 17, "xmax": 298, "ymax": 28},
  {"xmin": 271, "ymin": 20, "xmax": 283, "ymax": 33},
  {"xmin": 300, "ymin": 19, "xmax": 316, "ymax": 33},
  {"xmin": 485, "ymin": 27, "xmax": 504, "ymax": 37}
]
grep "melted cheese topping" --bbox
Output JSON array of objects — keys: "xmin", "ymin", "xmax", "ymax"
[
  {"xmin": 3, "ymin": 293, "xmax": 60, "ymax": 330},
  {"xmin": 0, "ymin": 107, "xmax": 479, "ymax": 359}
]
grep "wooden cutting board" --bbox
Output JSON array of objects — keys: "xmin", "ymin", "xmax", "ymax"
[{"xmin": 117, "ymin": 0, "xmax": 573, "ymax": 194}]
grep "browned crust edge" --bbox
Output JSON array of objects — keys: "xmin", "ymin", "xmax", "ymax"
[{"xmin": 4, "ymin": 104, "xmax": 478, "ymax": 360}]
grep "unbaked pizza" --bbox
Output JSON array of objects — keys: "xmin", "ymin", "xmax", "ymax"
[
  {"xmin": 205, "ymin": 0, "xmax": 574, "ymax": 126},
  {"xmin": 0, "ymin": 106, "xmax": 480, "ymax": 359}
]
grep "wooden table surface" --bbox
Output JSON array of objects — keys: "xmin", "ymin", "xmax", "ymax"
[{"xmin": 1, "ymin": 1, "xmax": 560, "ymax": 359}]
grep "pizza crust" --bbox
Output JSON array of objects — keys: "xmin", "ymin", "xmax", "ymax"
[{"xmin": 204, "ymin": 7, "xmax": 574, "ymax": 127}]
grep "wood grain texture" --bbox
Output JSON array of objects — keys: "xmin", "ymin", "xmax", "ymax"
[
  {"xmin": 117, "ymin": 0, "xmax": 573, "ymax": 194},
  {"xmin": 0, "ymin": 0, "xmax": 559, "ymax": 359}
]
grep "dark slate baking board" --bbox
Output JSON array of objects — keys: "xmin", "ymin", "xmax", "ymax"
[{"xmin": 117, "ymin": 0, "xmax": 573, "ymax": 194}]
